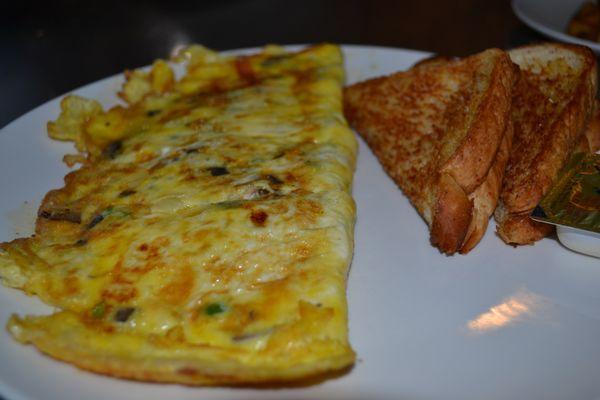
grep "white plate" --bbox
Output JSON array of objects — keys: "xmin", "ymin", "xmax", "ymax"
[
  {"xmin": 2, "ymin": 45, "xmax": 600, "ymax": 400},
  {"xmin": 513, "ymin": 0, "xmax": 600, "ymax": 52}
]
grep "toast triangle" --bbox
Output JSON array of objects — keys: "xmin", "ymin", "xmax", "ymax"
[
  {"xmin": 345, "ymin": 48, "xmax": 517, "ymax": 254},
  {"xmin": 495, "ymin": 43, "xmax": 597, "ymax": 245}
]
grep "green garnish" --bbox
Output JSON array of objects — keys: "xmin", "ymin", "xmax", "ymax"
[
  {"xmin": 91, "ymin": 302, "xmax": 106, "ymax": 319},
  {"xmin": 103, "ymin": 206, "xmax": 131, "ymax": 218},
  {"xmin": 215, "ymin": 200, "xmax": 243, "ymax": 209},
  {"xmin": 261, "ymin": 54, "xmax": 291, "ymax": 68},
  {"xmin": 205, "ymin": 302, "xmax": 226, "ymax": 316},
  {"xmin": 86, "ymin": 206, "xmax": 131, "ymax": 230}
]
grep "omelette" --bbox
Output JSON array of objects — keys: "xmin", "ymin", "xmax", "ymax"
[{"xmin": 0, "ymin": 44, "xmax": 357, "ymax": 384}]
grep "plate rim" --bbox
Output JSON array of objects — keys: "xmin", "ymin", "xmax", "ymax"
[{"xmin": 2, "ymin": 41, "xmax": 600, "ymax": 400}]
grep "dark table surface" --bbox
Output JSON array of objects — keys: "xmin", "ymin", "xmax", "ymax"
[
  {"xmin": 0, "ymin": 1, "xmax": 547, "ymax": 399},
  {"xmin": 1, "ymin": 0, "xmax": 545, "ymax": 130}
]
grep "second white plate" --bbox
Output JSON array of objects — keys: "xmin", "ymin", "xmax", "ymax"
[{"xmin": 513, "ymin": 0, "xmax": 600, "ymax": 52}]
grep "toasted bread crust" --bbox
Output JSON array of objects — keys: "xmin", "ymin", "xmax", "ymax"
[
  {"xmin": 412, "ymin": 55, "xmax": 457, "ymax": 69},
  {"xmin": 460, "ymin": 119, "xmax": 514, "ymax": 253},
  {"xmin": 496, "ymin": 43, "xmax": 597, "ymax": 245},
  {"xmin": 431, "ymin": 173, "xmax": 473, "ymax": 254},
  {"xmin": 494, "ymin": 206, "xmax": 554, "ymax": 245},
  {"xmin": 441, "ymin": 50, "xmax": 515, "ymax": 193},
  {"xmin": 575, "ymin": 128, "xmax": 593, "ymax": 152},
  {"xmin": 583, "ymin": 100, "xmax": 600, "ymax": 152}
]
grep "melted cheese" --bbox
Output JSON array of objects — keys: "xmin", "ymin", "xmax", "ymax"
[{"xmin": 0, "ymin": 44, "xmax": 357, "ymax": 384}]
